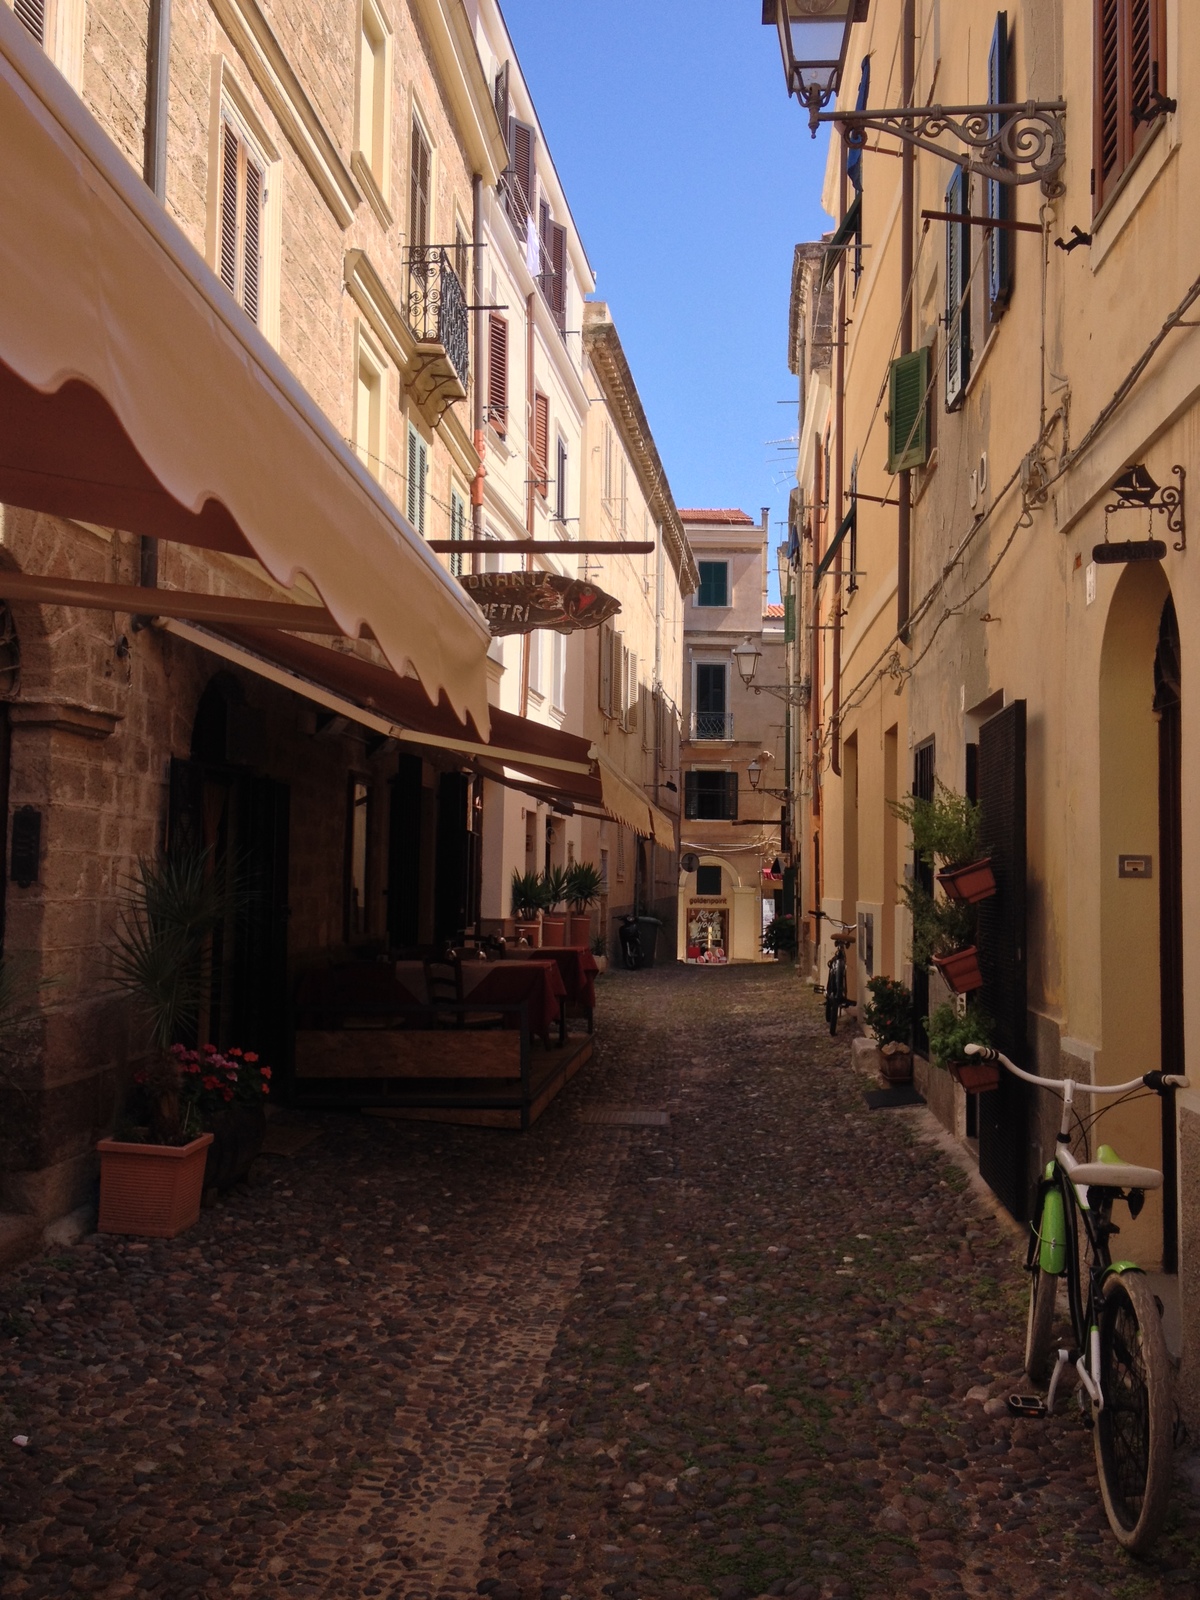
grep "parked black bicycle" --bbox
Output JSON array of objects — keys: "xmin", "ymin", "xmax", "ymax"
[{"xmin": 812, "ymin": 914, "xmax": 856, "ymax": 1035}]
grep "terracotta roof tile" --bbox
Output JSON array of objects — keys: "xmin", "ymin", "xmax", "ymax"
[
  {"xmin": 677, "ymin": 508, "xmax": 756, "ymax": 525},
  {"xmin": 763, "ymin": 604, "xmax": 785, "ymax": 619}
]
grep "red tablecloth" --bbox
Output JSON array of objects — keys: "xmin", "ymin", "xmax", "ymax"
[
  {"xmin": 295, "ymin": 964, "xmax": 427, "ymax": 1026},
  {"xmin": 506, "ymin": 945, "xmax": 598, "ymax": 1011},
  {"xmin": 464, "ymin": 961, "xmax": 566, "ymax": 1043}
]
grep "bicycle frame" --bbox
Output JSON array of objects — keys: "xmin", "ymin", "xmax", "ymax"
[{"xmin": 965, "ymin": 1046, "xmax": 1188, "ymax": 1416}]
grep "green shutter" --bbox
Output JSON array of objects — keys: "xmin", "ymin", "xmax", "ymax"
[
  {"xmin": 784, "ymin": 593, "xmax": 795, "ymax": 644},
  {"xmin": 887, "ymin": 347, "xmax": 930, "ymax": 473}
]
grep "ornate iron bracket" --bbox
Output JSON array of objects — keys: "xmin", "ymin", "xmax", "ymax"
[
  {"xmin": 1103, "ymin": 464, "xmax": 1186, "ymax": 553},
  {"xmin": 751, "ymin": 681, "xmax": 811, "ymax": 707},
  {"xmin": 819, "ymin": 100, "xmax": 1067, "ymax": 198}
]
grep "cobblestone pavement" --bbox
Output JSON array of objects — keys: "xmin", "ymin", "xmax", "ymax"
[{"xmin": 3, "ymin": 964, "xmax": 1200, "ymax": 1600}]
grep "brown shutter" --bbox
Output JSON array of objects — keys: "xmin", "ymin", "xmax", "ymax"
[
  {"xmin": 1094, "ymin": 0, "xmax": 1168, "ymax": 211},
  {"xmin": 243, "ymin": 157, "xmax": 263, "ymax": 326},
  {"xmin": 599, "ymin": 622, "xmax": 613, "ymax": 716},
  {"xmin": 410, "ymin": 119, "xmax": 431, "ymax": 249},
  {"xmin": 219, "ymin": 123, "xmax": 241, "ymax": 297},
  {"xmin": 532, "ymin": 391, "xmax": 549, "ymax": 497},
  {"xmin": 13, "ymin": 0, "xmax": 46, "ymax": 43},
  {"xmin": 548, "ymin": 222, "xmax": 567, "ymax": 325},
  {"xmin": 493, "ymin": 62, "xmax": 510, "ymax": 158},
  {"xmin": 487, "ymin": 314, "xmax": 508, "ymax": 436},
  {"xmin": 510, "ymin": 120, "xmax": 535, "ymax": 227}
]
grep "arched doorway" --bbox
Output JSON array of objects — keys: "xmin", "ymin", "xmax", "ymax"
[{"xmin": 1098, "ymin": 563, "xmax": 1179, "ymax": 1269}]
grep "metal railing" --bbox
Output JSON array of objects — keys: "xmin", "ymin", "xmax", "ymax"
[
  {"xmin": 690, "ymin": 711, "xmax": 733, "ymax": 741},
  {"xmin": 406, "ymin": 246, "xmax": 469, "ymax": 389}
]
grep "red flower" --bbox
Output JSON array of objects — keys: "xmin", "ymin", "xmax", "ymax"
[
  {"xmin": 201, "ymin": 1075, "xmax": 219, "ymax": 1090},
  {"xmin": 222, "ymin": 1087, "xmax": 234, "ymax": 1101},
  {"xmin": 243, "ymin": 1052, "xmax": 258, "ymax": 1063},
  {"xmin": 203, "ymin": 1043, "xmax": 217, "ymax": 1055},
  {"xmin": 185, "ymin": 1061, "xmax": 202, "ymax": 1075},
  {"xmin": 261, "ymin": 1082, "xmax": 270, "ymax": 1094},
  {"xmin": 260, "ymin": 1067, "xmax": 272, "ymax": 1080}
]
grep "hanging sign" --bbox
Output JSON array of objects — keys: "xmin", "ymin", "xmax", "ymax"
[
  {"xmin": 1091, "ymin": 539, "xmax": 1166, "ymax": 565},
  {"xmin": 458, "ymin": 572, "xmax": 621, "ymax": 635}
]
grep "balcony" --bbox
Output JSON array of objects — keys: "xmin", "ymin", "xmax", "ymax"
[
  {"xmin": 405, "ymin": 246, "xmax": 469, "ymax": 410},
  {"xmin": 690, "ymin": 711, "xmax": 734, "ymax": 742}
]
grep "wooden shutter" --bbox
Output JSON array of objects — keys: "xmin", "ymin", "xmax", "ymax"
[
  {"xmin": 406, "ymin": 427, "xmax": 426, "ymax": 537},
  {"xmin": 555, "ymin": 438, "xmax": 567, "ymax": 522},
  {"xmin": 219, "ymin": 123, "xmax": 241, "ymax": 297},
  {"xmin": 944, "ymin": 170, "xmax": 970, "ymax": 409},
  {"xmin": 14, "ymin": 0, "xmax": 45, "ymax": 43},
  {"xmin": 627, "ymin": 653, "xmax": 639, "ymax": 731},
  {"xmin": 487, "ymin": 314, "xmax": 508, "ymax": 435},
  {"xmin": 509, "ymin": 119, "xmax": 536, "ymax": 228},
  {"xmin": 887, "ymin": 348, "xmax": 929, "ymax": 472},
  {"xmin": 723, "ymin": 772, "xmax": 739, "ymax": 821},
  {"xmin": 410, "ymin": 119, "xmax": 431, "ymax": 249},
  {"xmin": 986, "ymin": 13, "xmax": 1012, "ymax": 321},
  {"xmin": 532, "ymin": 391, "xmax": 549, "ymax": 497},
  {"xmin": 243, "ymin": 157, "xmax": 263, "ymax": 327},
  {"xmin": 684, "ymin": 771, "xmax": 699, "ymax": 820},
  {"xmin": 449, "ymin": 489, "xmax": 465, "ymax": 576},
  {"xmin": 493, "ymin": 62, "xmax": 510, "ymax": 159},
  {"xmin": 1094, "ymin": 0, "xmax": 1168, "ymax": 212},
  {"xmin": 612, "ymin": 632, "xmax": 624, "ymax": 720},
  {"xmin": 976, "ymin": 699, "xmax": 1030, "ymax": 1221},
  {"xmin": 547, "ymin": 221, "xmax": 567, "ymax": 326},
  {"xmin": 599, "ymin": 622, "xmax": 613, "ymax": 715}
]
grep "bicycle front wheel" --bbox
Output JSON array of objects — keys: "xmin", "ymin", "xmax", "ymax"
[
  {"xmin": 1024, "ymin": 1260, "xmax": 1059, "ymax": 1384},
  {"xmin": 1094, "ymin": 1271, "xmax": 1173, "ymax": 1553},
  {"xmin": 825, "ymin": 969, "xmax": 842, "ymax": 1034}
]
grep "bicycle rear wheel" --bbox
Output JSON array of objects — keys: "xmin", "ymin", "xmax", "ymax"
[
  {"xmin": 1094, "ymin": 1271, "xmax": 1173, "ymax": 1553},
  {"xmin": 825, "ymin": 965, "xmax": 843, "ymax": 1034}
]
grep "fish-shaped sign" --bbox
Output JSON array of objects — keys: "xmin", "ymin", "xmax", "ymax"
[{"xmin": 458, "ymin": 572, "xmax": 621, "ymax": 635}]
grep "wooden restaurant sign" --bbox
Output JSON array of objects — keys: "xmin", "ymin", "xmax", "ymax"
[{"xmin": 458, "ymin": 572, "xmax": 621, "ymax": 635}]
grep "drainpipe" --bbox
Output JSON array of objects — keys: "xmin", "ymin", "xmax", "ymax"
[
  {"xmin": 897, "ymin": 0, "xmax": 916, "ymax": 640},
  {"xmin": 810, "ymin": 436, "xmax": 822, "ymax": 817},
  {"xmin": 518, "ymin": 290, "xmax": 535, "ymax": 718},
  {"xmin": 471, "ymin": 173, "xmax": 486, "ymax": 569},
  {"xmin": 141, "ymin": 0, "xmax": 171, "ymax": 592},
  {"xmin": 831, "ymin": 161, "xmax": 847, "ymax": 778}
]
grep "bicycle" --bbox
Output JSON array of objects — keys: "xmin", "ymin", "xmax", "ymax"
[
  {"xmin": 964, "ymin": 1042, "xmax": 1188, "ymax": 1552},
  {"xmin": 813, "ymin": 915, "xmax": 856, "ymax": 1036}
]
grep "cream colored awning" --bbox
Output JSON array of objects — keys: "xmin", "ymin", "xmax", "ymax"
[
  {"xmin": 594, "ymin": 756, "xmax": 654, "ymax": 837},
  {"xmin": 0, "ymin": 11, "xmax": 490, "ymax": 733},
  {"xmin": 648, "ymin": 802, "xmax": 677, "ymax": 851}
]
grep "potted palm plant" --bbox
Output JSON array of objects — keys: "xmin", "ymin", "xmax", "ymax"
[
  {"xmin": 591, "ymin": 932, "xmax": 608, "ymax": 975},
  {"xmin": 927, "ymin": 1001, "xmax": 997, "ymax": 1092},
  {"xmin": 101, "ymin": 849, "xmax": 227, "ymax": 1236},
  {"xmin": 511, "ymin": 870, "xmax": 546, "ymax": 947},
  {"xmin": 540, "ymin": 865, "xmax": 570, "ymax": 947},
  {"xmin": 564, "ymin": 861, "xmax": 604, "ymax": 946}
]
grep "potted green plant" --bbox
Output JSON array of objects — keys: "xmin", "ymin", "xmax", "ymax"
[
  {"xmin": 891, "ymin": 781, "xmax": 996, "ymax": 904},
  {"xmin": 902, "ymin": 880, "xmax": 983, "ymax": 995},
  {"xmin": 927, "ymin": 1001, "xmax": 997, "ymax": 1092},
  {"xmin": 862, "ymin": 975, "xmax": 914, "ymax": 1083},
  {"xmin": 590, "ymin": 931, "xmax": 608, "ymax": 975},
  {"xmin": 762, "ymin": 913, "xmax": 798, "ymax": 960},
  {"xmin": 564, "ymin": 862, "xmax": 604, "ymax": 946},
  {"xmin": 101, "ymin": 849, "xmax": 233, "ymax": 1237},
  {"xmin": 540, "ymin": 865, "xmax": 570, "ymax": 948},
  {"xmin": 511, "ymin": 869, "xmax": 546, "ymax": 947}
]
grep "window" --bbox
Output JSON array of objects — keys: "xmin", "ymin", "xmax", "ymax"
[
  {"xmin": 13, "ymin": 0, "xmax": 46, "ymax": 42},
  {"xmin": 599, "ymin": 621, "xmax": 615, "ymax": 716},
  {"xmin": 622, "ymin": 648, "xmax": 639, "ymax": 731},
  {"xmin": 684, "ymin": 771, "xmax": 738, "ymax": 821},
  {"xmin": 449, "ymin": 487, "xmax": 466, "ymax": 577},
  {"xmin": 506, "ymin": 117, "xmax": 536, "ymax": 235},
  {"xmin": 694, "ymin": 662, "xmax": 729, "ymax": 740},
  {"xmin": 619, "ymin": 459, "xmax": 628, "ymax": 534},
  {"xmin": 353, "ymin": 325, "xmax": 386, "ymax": 480},
  {"xmin": 532, "ymin": 390, "xmax": 550, "ymax": 499},
  {"xmin": 944, "ymin": 167, "xmax": 970, "ymax": 409},
  {"xmin": 528, "ymin": 630, "xmax": 543, "ymax": 696},
  {"xmin": 540, "ymin": 208, "xmax": 567, "ymax": 330},
  {"xmin": 346, "ymin": 778, "xmax": 370, "ymax": 939},
  {"xmin": 454, "ymin": 220, "xmax": 470, "ymax": 290},
  {"xmin": 354, "ymin": 0, "xmax": 392, "ymax": 211},
  {"xmin": 487, "ymin": 313, "xmax": 508, "ymax": 436},
  {"xmin": 218, "ymin": 117, "xmax": 266, "ymax": 325},
  {"xmin": 552, "ymin": 630, "xmax": 566, "ymax": 712},
  {"xmin": 12, "ymin": 0, "xmax": 84, "ymax": 88},
  {"xmin": 409, "ymin": 116, "xmax": 431, "ymax": 251},
  {"xmin": 986, "ymin": 12, "xmax": 1012, "ymax": 320},
  {"xmin": 406, "ymin": 423, "xmax": 428, "ymax": 537},
  {"xmin": 1094, "ymin": 0, "xmax": 1169, "ymax": 213},
  {"xmin": 602, "ymin": 424, "xmax": 614, "ymax": 505},
  {"xmin": 696, "ymin": 561, "xmax": 729, "ymax": 607},
  {"xmin": 696, "ymin": 864, "xmax": 722, "ymax": 896},
  {"xmin": 555, "ymin": 437, "xmax": 568, "ymax": 523},
  {"xmin": 886, "ymin": 347, "xmax": 930, "ymax": 471}
]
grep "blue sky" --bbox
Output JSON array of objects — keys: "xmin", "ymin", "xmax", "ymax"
[{"xmin": 500, "ymin": 0, "xmax": 835, "ymax": 593}]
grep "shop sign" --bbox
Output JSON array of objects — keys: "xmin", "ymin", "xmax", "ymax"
[
  {"xmin": 459, "ymin": 572, "xmax": 621, "ymax": 635},
  {"xmin": 686, "ymin": 899, "xmax": 728, "ymax": 965}
]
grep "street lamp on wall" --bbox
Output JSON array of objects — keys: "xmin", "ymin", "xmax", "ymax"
[
  {"xmin": 762, "ymin": 0, "xmax": 862, "ymax": 134},
  {"xmin": 733, "ymin": 636, "xmax": 762, "ymax": 687}
]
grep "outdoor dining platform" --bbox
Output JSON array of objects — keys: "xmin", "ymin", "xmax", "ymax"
[{"xmin": 290, "ymin": 947, "xmax": 600, "ymax": 1130}]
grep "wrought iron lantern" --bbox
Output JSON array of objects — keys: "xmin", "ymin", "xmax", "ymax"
[
  {"xmin": 763, "ymin": 0, "xmax": 860, "ymax": 133},
  {"xmin": 732, "ymin": 637, "xmax": 762, "ymax": 687}
]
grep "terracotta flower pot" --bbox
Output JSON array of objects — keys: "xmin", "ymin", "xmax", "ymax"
[
  {"xmin": 97, "ymin": 1132, "xmax": 214, "ymax": 1238},
  {"xmin": 931, "ymin": 945, "xmax": 984, "ymax": 994},
  {"xmin": 950, "ymin": 1058, "xmax": 1001, "ymax": 1094},
  {"xmin": 566, "ymin": 913, "xmax": 593, "ymax": 947},
  {"xmin": 514, "ymin": 919, "xmax": 542, "ymax": 947},
  {"xmin": 541, "ymin": 916, "xmax": 567, "ymax": 948},
  {"xmin": 880, "ymin": 1042, "xmax": 914, "ymax": 1084},
  {"xmin": 937, "ymin": 858, "xmax": 997, "ymax": 905}
]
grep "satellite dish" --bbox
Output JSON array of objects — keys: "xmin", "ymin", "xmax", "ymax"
[{"xmin": 681, "ymin": 852, "xmax": 700, "ymax": 874}]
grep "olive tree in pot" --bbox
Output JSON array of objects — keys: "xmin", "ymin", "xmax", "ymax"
[
  {"xmin": 862, "ymin": 976, "xmax": 914, "ymax": 1083},
  {"xmin": 565, "ymin": 862, "xmax": 603, "ymax": 947},
  {"xmin": 103, "ymin": 848, "xmax": 268, "ymax": 1236}
]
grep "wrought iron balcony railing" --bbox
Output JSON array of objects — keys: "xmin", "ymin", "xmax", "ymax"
[
  {"xmin": 691, "ymin": 711, "xmax": 734, "ymax": 742},
  {"xmin": 406, "ymin": 245, "xmax": 469, "ymax": 390}
]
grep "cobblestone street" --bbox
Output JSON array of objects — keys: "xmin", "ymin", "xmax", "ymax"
[{"xmin": 3, "ymin": 963, "xmax": 1200, "ymax": 1600}]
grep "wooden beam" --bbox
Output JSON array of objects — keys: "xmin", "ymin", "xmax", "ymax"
[
  {"xmin": 0, "ymin": 572, "xmax": 351, "ymax": 633},
  {"xmin": 425, "ymin": 540, "xmax": 655, "ymax": 554}
]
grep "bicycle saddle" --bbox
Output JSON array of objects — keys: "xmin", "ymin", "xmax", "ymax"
[{"xmin": 1070, "ymin": 1143, "xmax": 1162, "ymax": 1191}]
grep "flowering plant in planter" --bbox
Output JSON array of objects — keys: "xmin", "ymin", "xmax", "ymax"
[
  {"xmin": 761, "ymin": 913, "xmax": 798, "ymax": 955},
  {"xmin": 130, "ymin": 1044, "xmax": 271, "ymax": 1139}
]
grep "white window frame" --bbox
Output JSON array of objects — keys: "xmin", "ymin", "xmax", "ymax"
[
  {"xmin": 208, "ymin": 58, "xmax": 282, "ymax": 347},
  {"xmin": 353, "ymin": 0, "xmax": 393, "ymax": 226},
  {"xmin": 9, "ymin": 0, "xmax": 85, "ymax": 89},
  {"xmin": 353, "ymin": 321, "xmax": 388, "ymax": 482},
  {"xmin": 552, "ymin": 629, "xmax": 566, "ymax": 713}
]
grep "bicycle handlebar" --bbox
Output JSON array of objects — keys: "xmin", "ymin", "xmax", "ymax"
[{"xmin": 964, "ymin": 1043, "xmax": 1189, "ymax": 1097}]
